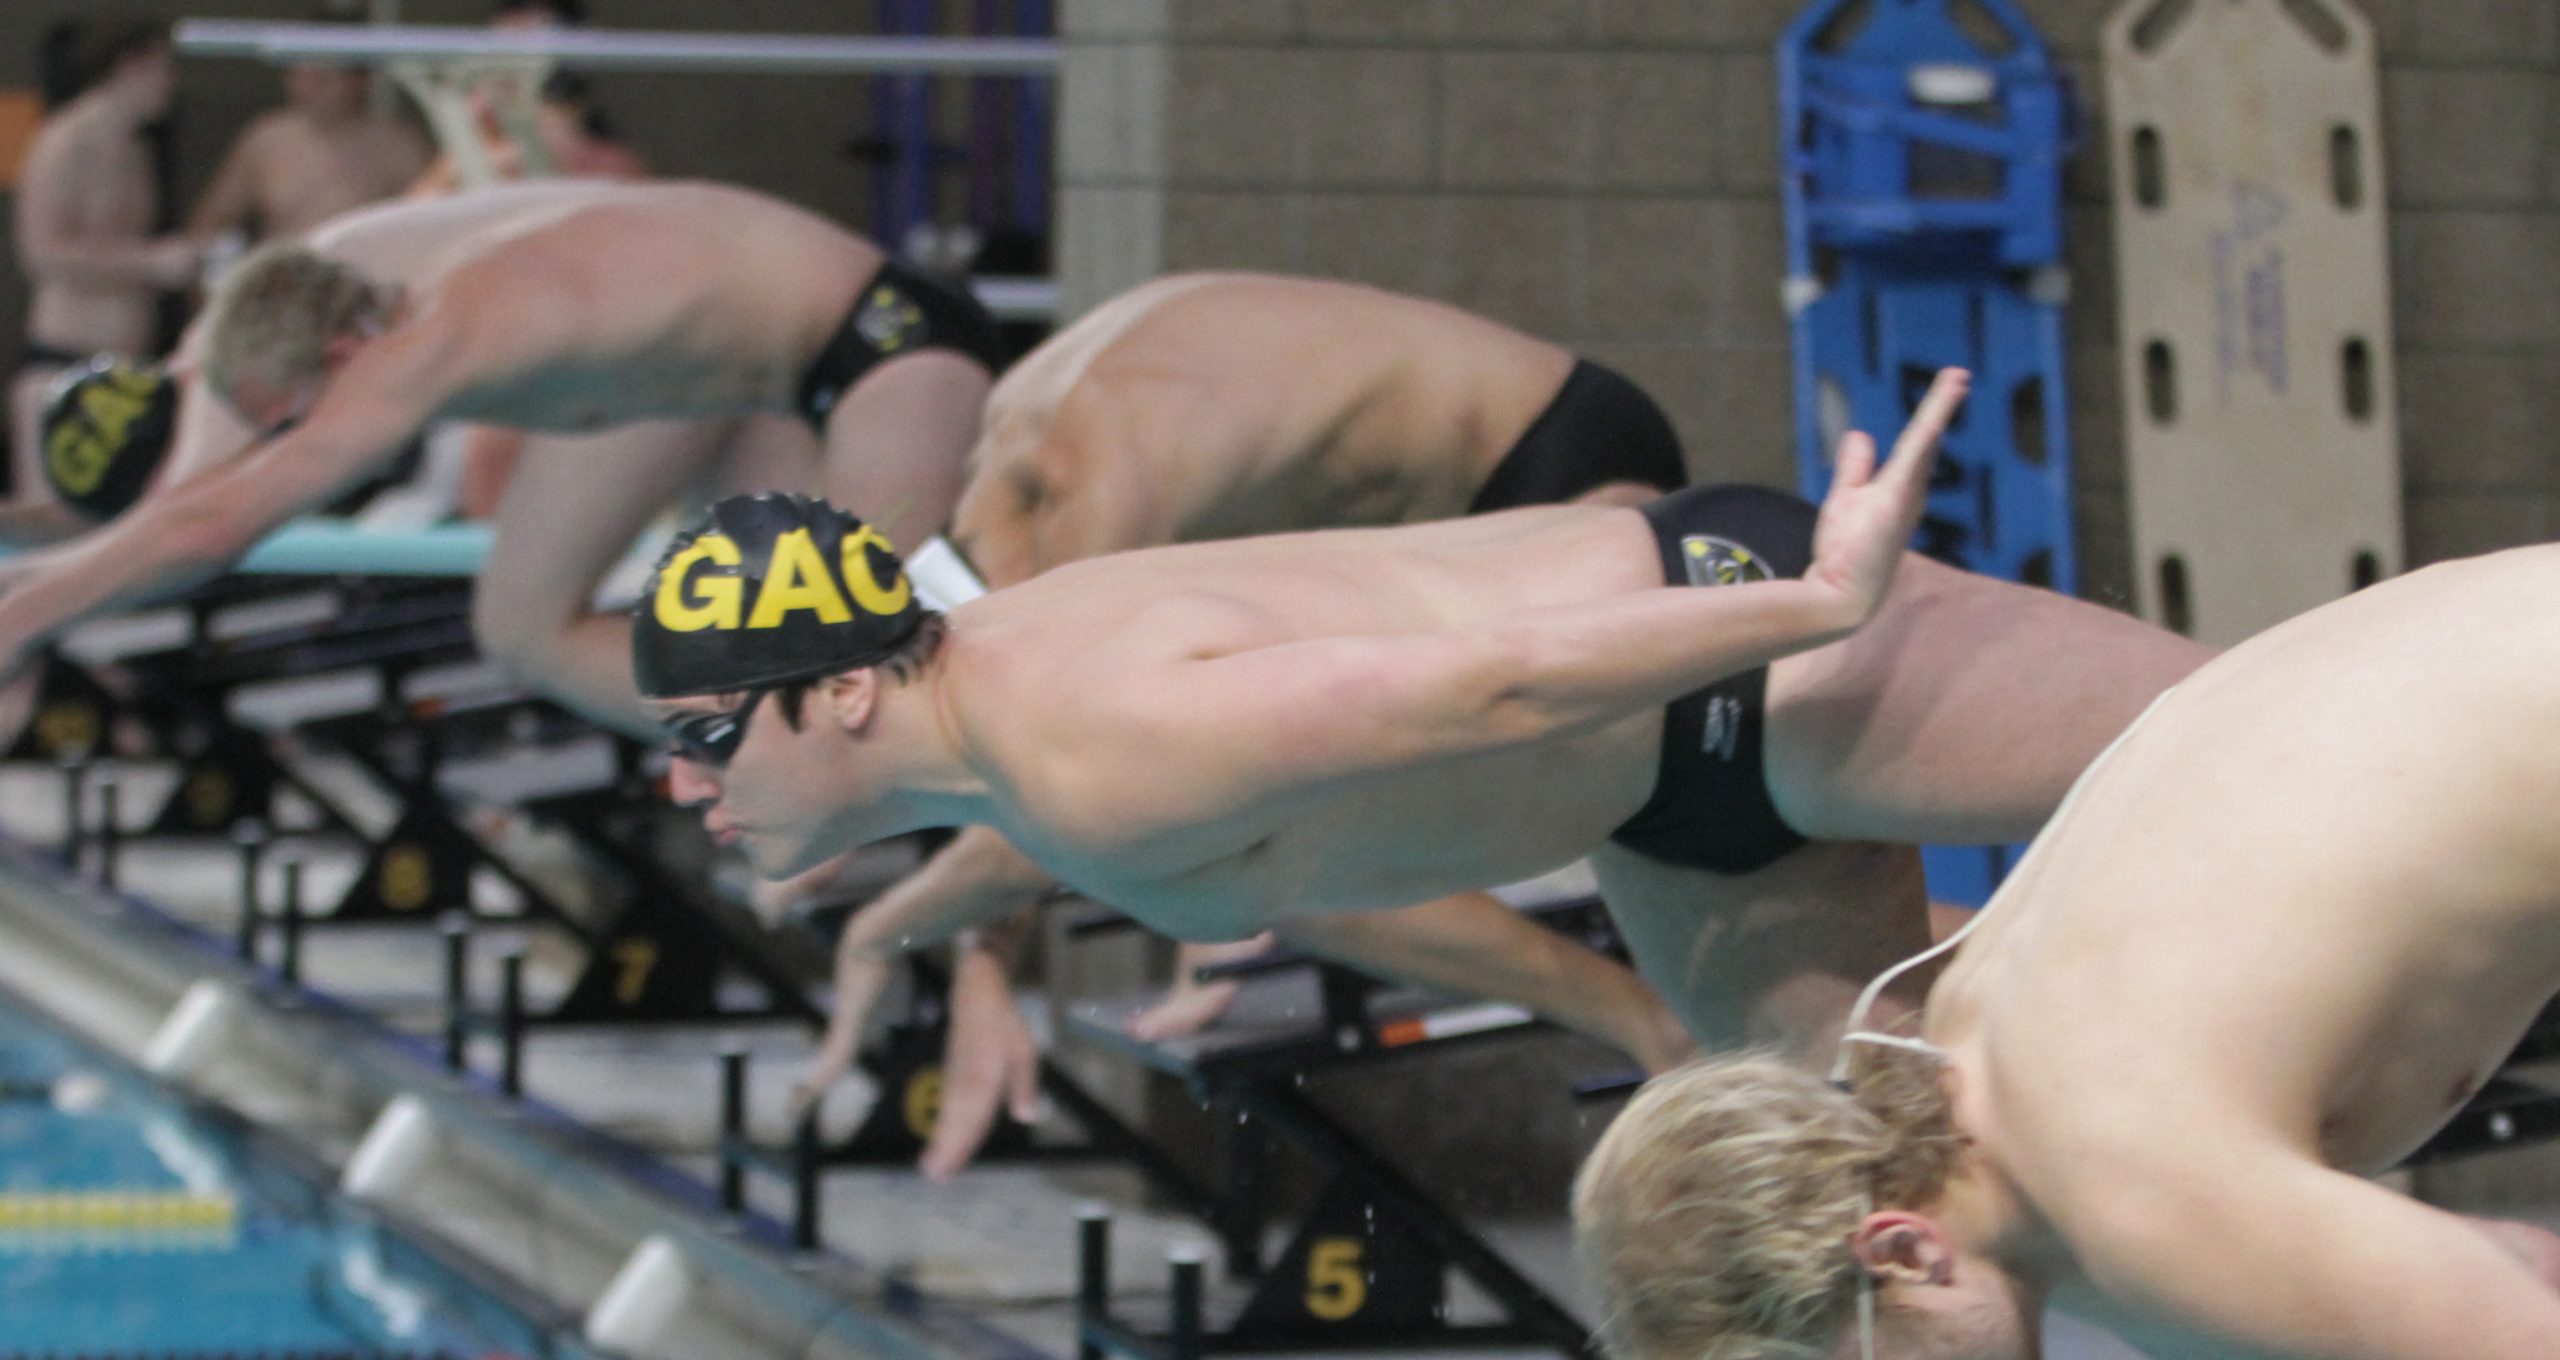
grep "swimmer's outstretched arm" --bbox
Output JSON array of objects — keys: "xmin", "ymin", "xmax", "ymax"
[
  {"xmin": 0, "ymin": 501, "xmax": 97, "ymax": 550},
  {"xmin": 0, "ymin": 353, "xmax": 448, "ymax": 663},
  {"xmin": 0, "ymin": 269, "xmax": 561, "ymax": 661},
  {"xmin": 2046, "ymin": 1142, "xmax": 2560, "ymax": 1358},
  {"xmin": 1092, "ymin": 371, "xmax": 1965, "ymax": 821}
]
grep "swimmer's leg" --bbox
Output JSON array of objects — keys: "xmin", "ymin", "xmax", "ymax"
[
  {"xmin": 1764, "ymin": 553, "xmax": 2214, "ymax": 846},
  {"xmin": 1590, "ymin": 838, "xmax": 1935, "ymax": 1061},
  {"xmin": 706, "ymin": 412, "xmax": 826, "ymax": 501},
  {"xmin": 1264, "ymin": 891, "xmax": 1696, "ymax": 1073},
  {"xmin": 474, "ymin": 418, "xmax": 734, "ymax": 737},
  {"xmin": 819, "ymin": 349, "xmax": 991, "ymax": 555},
  {"xmin": 1125, "ymin": 935, "xmax": 1275, "ymax": 1043}
]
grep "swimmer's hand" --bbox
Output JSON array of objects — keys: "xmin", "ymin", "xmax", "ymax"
[
  {"xmin": 917, "ymin": 944, "xmax": 1045, "ymax": 1181},
  {"xmin": 789, "ymin": 951, "xmax": 895, "ymax": 1121},
  {"xmin": 1806, "ymin": 367, "xmax": 1968, "ymax": 625},
  {"xmin": 788, "ymin": 935, "xmax": 1044, "ymax": 1181}
]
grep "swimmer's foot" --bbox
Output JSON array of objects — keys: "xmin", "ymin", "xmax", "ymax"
[{"xmin": 1125, "ymin": 935, "xmax": 1275, "ymax": 1042}]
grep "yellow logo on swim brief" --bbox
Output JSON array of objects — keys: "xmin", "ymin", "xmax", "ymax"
[
  {"xmin": 854, "ymin": 285, "xmax": 924, "ymax": 354},
  {"xmin": 1680, "ymin": 535, "xmax": 1770, "ymax": 588},
  {"xmin": 651, "ymin": 527, "xmax": 913, "ymax": 633}
]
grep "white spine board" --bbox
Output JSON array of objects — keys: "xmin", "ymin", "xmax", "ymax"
[{"xmin": 2103, "ymin": 0, "xmax": 2402, "ymax": 646}]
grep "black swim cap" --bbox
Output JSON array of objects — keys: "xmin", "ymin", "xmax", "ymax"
[
  {"xmin": 41, "ymin": 357, "xmax": 177, "ymax": 522},
  {"xmin": 632, "ymin": 492, "xmax": 924, "ymax": 699}
]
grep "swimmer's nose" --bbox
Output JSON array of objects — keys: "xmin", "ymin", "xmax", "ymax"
[{"xmin": 666, "ymin": 755, "xmax": 724, "ymax": 808}]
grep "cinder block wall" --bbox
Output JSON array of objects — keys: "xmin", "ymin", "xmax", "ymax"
[{"xmin": 1058, "ymin": 0, "xmax": 2560, "ymax": 611}]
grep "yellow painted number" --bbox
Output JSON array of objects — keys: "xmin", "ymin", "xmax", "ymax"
[
  {"xmin": 35, "ymin": 701, "xmax": 98, "ymax": 756},
  {"xmin": 182, "ymin": 768, "xmax": 235, "ymax": 826},
  {"xmin": 1304, "ymin": 1237, "xmax": 1367, "ymax": 1321},
  {"xmin": 378, "ymin": 844, "xmax": 433, "ymax": 911},
  {"xmin": 612, "ymin": 938, "xmax": 659, "ymax": 1006},
  {"xmin": 904, "ymin": 1066, "xmax": 945, "ymax": 1139}
]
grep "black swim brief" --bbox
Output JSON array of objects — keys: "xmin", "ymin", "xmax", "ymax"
[
  {"xmin": 794, "ymin": 259, "xmax": 1006, "ymax": 431},
  {"xmin": 1466, "ymin": 359, "xmax": 1688, "ymax": 513},
  {"xmin": 1606, "ymin": 484, "xmax": 1819, "ymax": 875}
]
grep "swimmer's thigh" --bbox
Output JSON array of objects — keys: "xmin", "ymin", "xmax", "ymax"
[
  {"xmin": 1765, "ymin": 554, "xmax": 2214, "ymax": 846},
  {"xmin": 478, "ymin": 419, "xmax": 734, "ymax": 642},
  {"xmin": 707, "ymin": 412, "xmax": 825, "ymax": 501},
  {"xmin": 821, "ymin": 349, "xmax": 992, "ymax": 552},
  {"xmin": 1590, "ymin": 837, "xmax": 1932, "ymax": 1055}
]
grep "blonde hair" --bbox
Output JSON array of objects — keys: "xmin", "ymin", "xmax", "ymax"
[
  {"xmin": 1572, "ymin": 1047, "xmax": 1962, "ymax": 1360},
  {"xmin": 198, "ymin": 243, "xmax": 392, "ymax": 404}
]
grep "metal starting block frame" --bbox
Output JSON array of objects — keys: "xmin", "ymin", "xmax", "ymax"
[
  {"xmin": 710, "ymin": 954, "xmax": 1221, "ymax": 1256},
  {"xmin": 1059, "ymin": 899, "xmax": 1618, "ymax": 1359}
]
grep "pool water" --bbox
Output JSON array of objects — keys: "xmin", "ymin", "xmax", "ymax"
[{"xmin": 0, "ymin": 997, "xmax": 579, "ymax": 1358}]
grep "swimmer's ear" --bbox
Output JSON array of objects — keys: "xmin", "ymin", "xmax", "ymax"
[
  {"xmin": 1848, "ymin": 1210, "xmax": 1958, "ymax": 1287},
  {"xmin": 322, "ymin": 329, "xmax": 369, "ymax": 371},
  {"xmin": 818, "ymin": 669, "xmax": 880, "ymax": 736}
]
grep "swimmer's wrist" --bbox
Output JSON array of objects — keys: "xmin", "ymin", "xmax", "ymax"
[{"xmin": 1785, "ymin": 573, "xmax": 1874, "ymax": 641}]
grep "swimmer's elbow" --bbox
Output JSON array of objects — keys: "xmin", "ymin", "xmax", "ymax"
[
  {"xmin": 1468, "ymin": 626, "xmax": 1618, "ymax": 745},
  {"xmin": 1451, "ymin": 630, "xmax": 1568, "ymax": 747}
]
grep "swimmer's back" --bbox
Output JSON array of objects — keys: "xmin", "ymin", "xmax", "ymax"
[
  {"xmin": 308, "ymin": 180, "xmax": 871, "ymax": 296},
  {"xmin": 1943, "ymin": 544, "xmax": 2560, "ymax": 1173},
  {"xmin": 966, "ymin": 273, "xmax": 1577, "ymax": 554}
]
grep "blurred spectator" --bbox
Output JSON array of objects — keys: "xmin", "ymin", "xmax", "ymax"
[
  {"xmin": 12, "ymin": 17, "xmax": 198, "ymax": 509},
  {"xmin": 186, "ymin": 42, "xmax": 430, "ymax": 245},
  {"xmin": 421, "ymin": 0, "xmax": 653, "ymax": 518}
]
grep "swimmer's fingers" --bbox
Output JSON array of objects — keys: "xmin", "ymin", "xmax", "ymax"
[
  {"xmin": 1880, "ymin": 368, "xmax": 1970, "ymax": 491},
  {"xmin": 918, "ymin": 1014, "xmax": 1044, "ymax": 1182},
  {"xmin": 1830, "ymin": 430, "xmax": 1878, "ymax": 491},
  {"xmin": 788, "ymin": 1045, "xmax": 859, "ymax": 1122},
  {"xmin": 920, "ymin": 960, "xmax": 1046, "ymax": 1181}
]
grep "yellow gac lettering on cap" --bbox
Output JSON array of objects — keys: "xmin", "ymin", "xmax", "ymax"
[
  {"xmin": 653, "ymin": 533, "xmax": 743, "ymax": 632},
  {"xmin": 746, "ymin": 527, "xmax": 854, "ymax": 628},
  {"xmin": 841, "ymin": 524, "xmax": 913, "ymax": 616},
  {"xmin": 82, "ymin": 369, "xmax": 153, "ymax": 438},
  {"xmin": 49, "ymin": 375, "xmax": 150, "ymax": 496},
  {"xmin": 46, "ymin": 426, "xmax": 110, "ymax": 496}
]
